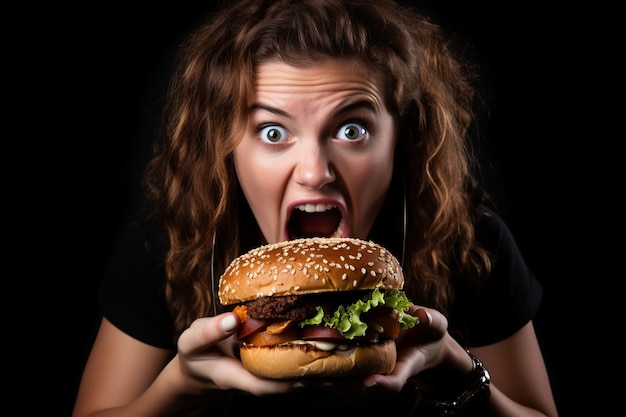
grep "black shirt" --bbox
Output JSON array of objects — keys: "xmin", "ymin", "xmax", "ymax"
[{"xmin": 99, "ymin": 207, "xmax": 542, "ymax": 416}]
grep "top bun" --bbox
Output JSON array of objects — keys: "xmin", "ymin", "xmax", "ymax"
[{"xmin": 218, "ymin": 237, "xmax": 404, "ymax": 305}]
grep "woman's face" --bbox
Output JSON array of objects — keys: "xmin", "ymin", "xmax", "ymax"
[{"xmin": 234, "ymin": 58, "xmax": 397, "ymax": 244}]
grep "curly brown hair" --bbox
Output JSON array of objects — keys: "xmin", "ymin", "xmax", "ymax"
[{"xmin": 142, "ymin": 0, "xmax": 492, "ymax": 339}]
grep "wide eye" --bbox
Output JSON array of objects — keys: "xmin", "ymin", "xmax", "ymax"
[
  {"xmin": 336, "ymin": 121, "xmax": 367, "ymax": 142},
  {"xmin": 259, "ymin": 124, "xmax": 288, "ymax": 144}
]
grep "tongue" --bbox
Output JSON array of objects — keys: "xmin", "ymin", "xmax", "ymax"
[{"xmin": 289, "ymin": 209, "xmax": 341, "ymax": 238}]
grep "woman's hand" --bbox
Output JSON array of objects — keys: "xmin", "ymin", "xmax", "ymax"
[
  {"xmin": 288, "ymin": 306, "xmax": 468, "ymax": 399},
  {"xmin": 364, "ymin": 306, "xmax": 474, "ymax": 395},
  {"xmin": 363, "ymin": 306, "xmax": 446, "ymax": 391},
  {"xmin": 175, "ymin": 312, "xmax": 294, "ymax": 396}
]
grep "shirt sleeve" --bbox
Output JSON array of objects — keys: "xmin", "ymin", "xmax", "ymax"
[
  {"xmin": 450, "ymin": 207, "xmax": 544, "ymax": 347},
  {"xmin": 99, "ymin": 222, "xmax": 176, "ymax": 349}
]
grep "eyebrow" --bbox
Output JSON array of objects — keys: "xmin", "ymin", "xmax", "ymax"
[
  {"xmin": 249, "ymin": 103, "xmax": 292, "ymax": 118},
  {"xmin": 249, "ymin": 100, "xmax": 378, "ymax": 118}
]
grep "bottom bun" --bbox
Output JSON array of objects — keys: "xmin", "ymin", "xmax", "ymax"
[{"xmin": 239, "ymin": 339, "xmax": 397, "ymax": 379}]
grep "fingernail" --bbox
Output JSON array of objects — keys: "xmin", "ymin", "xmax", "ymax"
[
  {"xmin": 364, "ymin": 380, "xmax": 377, "ymax": 388},
  {"xmin": 425, "ymin": 310, "xmax": 433, "ymax": 325},
  {"xmin": 292, "ymin": 382, "xmax": 304, "ymax": 389},
  {"xmin": 220, "ymin": 314, "xmax": 237, "ymax": 332}
]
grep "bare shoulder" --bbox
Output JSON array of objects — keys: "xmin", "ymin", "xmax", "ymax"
[{"xmin": 72, "ymin": 318, "xmax": 173, "ymax": 417}]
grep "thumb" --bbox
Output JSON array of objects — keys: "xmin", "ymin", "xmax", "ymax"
[{"xmin": 407, "ymin": 305, "xmax": 448, "ymax": 334}]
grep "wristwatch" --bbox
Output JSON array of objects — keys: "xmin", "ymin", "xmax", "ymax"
[{"xmin": 422, "ymin": 350, "xmax": 491, "ymax": 416}]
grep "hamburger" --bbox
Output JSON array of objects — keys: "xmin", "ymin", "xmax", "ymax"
[{"xmin": 218, "ymin": 237, "xmax": 419, "ymax": 379}]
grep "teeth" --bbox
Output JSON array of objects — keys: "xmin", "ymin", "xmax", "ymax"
[
  {"xmin": 334, "ymin": 218, "xmax": 345, "ymax": 237},
  {"xmin": 295, "ymin": 203, "xmax": 336, "ymax": 213}
]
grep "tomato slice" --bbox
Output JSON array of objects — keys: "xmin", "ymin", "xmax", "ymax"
[
  {"xmin": 301, "ymin": 326, "xmax": 347, "ymax": 343},
  {"xmin": 236, "ymin": 316, "xmax": 268, "ymax": 340}
]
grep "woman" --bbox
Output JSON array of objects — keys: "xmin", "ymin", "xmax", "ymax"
[{"xmin": 72, "ymin": 0, "xmax": 559, "ymax": 416}]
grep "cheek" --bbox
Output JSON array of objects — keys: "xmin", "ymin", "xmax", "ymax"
[
  {"xmin": 235, "ymin": 151, "xmax": 270, "ymax": 202},
  {"xmin": 234, "ymin": 149, "xmax": 285, "ymax": 219},
  {"xmin": 345, "ymin": 154, "xmax": 394, "ymax": 205},
  {"xmin": 356, "ymin": 166, "xmax": 393, "ymax": 201},
  {"xmin": 349, "ymin": 146, "xmax": 396, "ymax": 232}
]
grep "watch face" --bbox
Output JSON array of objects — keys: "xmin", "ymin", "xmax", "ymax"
[
  {"xmin": 461, "ymin": 357, "xmax": 491, "ymax": 412},
  {"xmin": 413, "ymin": 351, "xmax": 491, "ymax": 415}
]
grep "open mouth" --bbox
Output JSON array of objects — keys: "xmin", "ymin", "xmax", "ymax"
[{"xmin": 287, "ymin": 203, "xmax": 345, "ymax": 240}]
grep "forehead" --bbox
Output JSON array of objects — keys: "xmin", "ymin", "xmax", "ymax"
[{"xmin": 253, "ymin": 58, "xmax": 387, "ymax": 101}]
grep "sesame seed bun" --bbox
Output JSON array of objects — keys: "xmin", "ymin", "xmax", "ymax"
[{"xmin": 218, "ymin": 237, "xmax": 404, "ymax": 305}]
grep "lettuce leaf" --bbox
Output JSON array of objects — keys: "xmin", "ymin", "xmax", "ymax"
[{"xmin": 299, "ymin": 288, "xmax": 419, "ymax": 339}]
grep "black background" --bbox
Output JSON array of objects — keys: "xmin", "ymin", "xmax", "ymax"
[{"xmin": 25, "ymin": 1, "xmax": 615, "ymax": 415}]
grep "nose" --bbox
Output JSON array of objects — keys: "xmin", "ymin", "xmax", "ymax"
[{"xmin": 293, "ymin": 144, "xmax": 335, "ymax": 190}]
